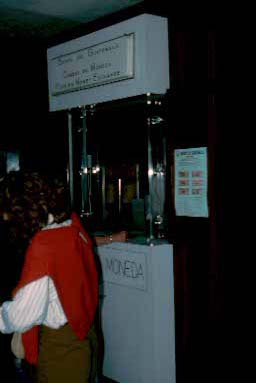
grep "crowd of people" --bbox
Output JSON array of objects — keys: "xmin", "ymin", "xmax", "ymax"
[{"xmin": 0, "ymin": 171, "xmax": 102, "ymax": 383}]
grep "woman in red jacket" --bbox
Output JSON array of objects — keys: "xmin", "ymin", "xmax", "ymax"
[{"xmin": 0, "ymin": 172, "xmax": 99, "ymax": 383}]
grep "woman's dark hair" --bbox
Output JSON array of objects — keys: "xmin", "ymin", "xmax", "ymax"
[
  {"xmin": 47, "ymin": 174, "xmax": 71, "ymax": 224},
  {"xmin": 3, "ymin": 171, "xmax": 71, "ymax": 242}
]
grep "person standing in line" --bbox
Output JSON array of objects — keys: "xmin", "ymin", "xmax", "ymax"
[
  {"xmin": 0, "ymin": 172, "xmax": 99, "ymax": 383},
  {"xmin": 0, "ymin": 173, "xmax": 30, "ymax": 382},
  {"xmin": 0, "ymin": 191, "xmax": 17, "ymax": 382}
]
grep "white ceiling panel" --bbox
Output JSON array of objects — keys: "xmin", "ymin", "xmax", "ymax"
[
  {"xmin": 0, "ymin": 0, "xmax": 143, "ymax": 22},
  {"xmin": 0, "ymin": 0, "xmax": 144, "ymax": 38}
]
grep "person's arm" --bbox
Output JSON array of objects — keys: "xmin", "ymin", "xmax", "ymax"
[
  {"xmin": 94, "ymin": 231, "xmax": 127, "ymax": 246},
  {"xmin": 0, "ymin": 276, "xmax": 49, "ymax": 334}
]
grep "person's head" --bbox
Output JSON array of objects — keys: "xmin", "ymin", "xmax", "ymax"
[
  {"xmin": 47, "ymin": 174, "xmax": 71, "ymax": 224},
  {"xmin": 3, "ymin": 171, "xmax": 71, "ymax": 242}
]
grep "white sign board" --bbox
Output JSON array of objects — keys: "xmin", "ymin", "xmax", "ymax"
[
  {"xmin": 97, "ymin": 242, "xmax": 176, "ymax": 383},
  {"xmin": 174, "ymin": 147, "xmax": 209, "ymax": 217},
  {"xmin": 47, "ymin": 14, "xmax": 170, "ymax": 111},
  {"xmin": 100, "ymin": 246, "xmax": 147, "ymax": 291},
  {"xmin": 50, "ymin": 34, "xmax": 134, "ymax": 96}
]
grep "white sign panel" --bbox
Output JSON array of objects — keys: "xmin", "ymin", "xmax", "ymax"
[
  {"xmin": 49, "ymin": 34, "xmax": 134, "ymax": 96},
  {"xmin": 100, "ymin": 244, "xmax": 147, "ymax": 291},
  {"xmin": 174, "ymin": 147, "xmax": 209, "ymax": 217},
  {"xmin": 47, "ymin": 14, "xmax": 170, "ymax": 111}
]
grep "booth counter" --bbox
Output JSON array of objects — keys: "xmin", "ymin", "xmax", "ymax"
[{"xmin": 97, "ymin": 241, "xmax": 176, "ymax": 383}]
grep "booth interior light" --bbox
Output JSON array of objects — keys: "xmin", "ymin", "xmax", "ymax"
[
  {"xmin": 81, "ymin": 166, "xmax": 100, "ymax": 174},
  {"xmin": 92, "ymin": 166, "xmax": 100, "ymax": 174}
]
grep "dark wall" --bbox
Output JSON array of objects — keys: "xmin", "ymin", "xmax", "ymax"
[
  {"xmin": 1, "ymin": 37, "xmax": 68, "ymax": 173},
  {"xmin": 166, "ymin": 28, "xmax": 221, "ymax": 383}
]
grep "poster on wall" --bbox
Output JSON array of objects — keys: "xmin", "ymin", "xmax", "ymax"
[
  {"xmin": 6, "ymin": 152, "xmax": 20, "ymax": 173},
  {"xmin": 174, "ymin": 147, "xmax": 208, "ymax": 217}
]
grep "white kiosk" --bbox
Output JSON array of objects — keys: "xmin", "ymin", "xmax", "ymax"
[{"xmin": 47, "ymin": 13, "xmax": 175, "ymax": 383}]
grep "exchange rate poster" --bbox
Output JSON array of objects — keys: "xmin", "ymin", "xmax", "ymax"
[{"xmin": 174, "ymin": 147, "xmax": 208, "ymax": 217}]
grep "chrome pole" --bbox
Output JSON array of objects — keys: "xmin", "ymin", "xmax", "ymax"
[
  {"xmin": 136, "ymin": 163, "xmax": 140, "ymax": 200},
  {"xmin": 147, "ymin": 116, "xmax": 154, "ymax": 241},
  {"xmin": 67, "ymin": 111, "xmax": 74, "ymax": 208},
  {"xmin": 81, "ymin": 107, "xmax": 88, "ymax": 217}
]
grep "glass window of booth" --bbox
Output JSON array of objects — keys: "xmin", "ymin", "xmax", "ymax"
[{"xmin": 70, "ymin": 95, "xmax": 168, "ymax": 240}]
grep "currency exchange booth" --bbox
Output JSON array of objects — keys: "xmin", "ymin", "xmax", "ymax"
[{"xmin": 47, "ymin": 14, "xmax": 175, "ymax": 383}]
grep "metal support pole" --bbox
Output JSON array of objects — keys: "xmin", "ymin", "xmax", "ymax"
[
  {"xmin": 81, "ymin": 107, "xmax": 88, "ymax": 217},
  {"xmin": 147, "ymin": 116, "xmax": 154, "ymax": 242},
  {"xmin": 118, "ymin": 178, "xmax": 122, "ymax": 214},
  {"xmin": 67, "ymin": 111, "xmax": 74, "ymax": 209},
  {"xmin": 136, "ymin": 163, "xmax": 140, "ymax": 200},
  {"xmin": 101, "ymin": 166, "xmax": 107, "ymax": 220}
]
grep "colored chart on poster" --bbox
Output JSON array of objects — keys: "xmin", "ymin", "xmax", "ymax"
[{"xmin": 174, "ymin": 147, "xmax": 208, "ymax": 217}]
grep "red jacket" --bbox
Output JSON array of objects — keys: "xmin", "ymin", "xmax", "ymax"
[{"xmin": 13, "ymin": 213, "xmax": 98, "ymax": 365}]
